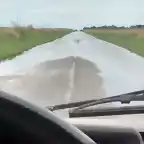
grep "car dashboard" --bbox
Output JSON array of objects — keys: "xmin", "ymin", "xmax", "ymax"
[{"xmin": 65, "ymin": 118, "xmax": 144, "ymax": 144}]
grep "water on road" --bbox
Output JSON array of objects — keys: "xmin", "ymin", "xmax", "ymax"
[{"xmin": 0, "ymin": 31, "xmax": 144, "ymax": 117}]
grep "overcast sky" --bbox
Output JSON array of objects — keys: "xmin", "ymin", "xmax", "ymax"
[{"xmin": 0, "ymin": 0, "xmax": 144, "ymax": 29}]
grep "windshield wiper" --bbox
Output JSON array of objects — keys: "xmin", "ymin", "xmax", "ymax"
[
  {"xmin": 69, "ymin": 105, "xmax": 144, "ymax": 118},
  {"xmin": 72, "ymin": 89, "xmax": 144, "ymax": 111},
  {"xmin": 46, "ymin": 89, "xmax": 144, "ymax": 112},
  {"xmin": 69, "ymin": 89, "xmax": 144, "ymax": 117},
  {"xmin": 46, "ymin": 99, "xmax": 96, "ymax": 111}
]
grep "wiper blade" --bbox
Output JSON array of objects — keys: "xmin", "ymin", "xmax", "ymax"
[
  {"xmin": 46, "ymin": 89, "xmax": 144, "ymax": 112},
  {"xmin": 69, "ymin": 105, "xmax": 144, "ymax": 118},
  {"xmin": 46, "ymin": 99, "xmax": 95, "ymax": 111},
  {"xmin": 72, "ymin": 89, "xmax": 144, "ymax": 112}
]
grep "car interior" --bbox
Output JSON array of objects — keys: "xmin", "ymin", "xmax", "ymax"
[
  {"xmin": 0, "ymin": 90, "xmax": 143, "ymax": 144},
  {"xmin": 67, "ymin": 118, "xmax": 144, "ymax": 144}
]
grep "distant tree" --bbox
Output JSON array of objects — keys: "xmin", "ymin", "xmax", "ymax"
[{"xmin": 82, "ymin": 24, "xmax": 144, "ymax": 30}]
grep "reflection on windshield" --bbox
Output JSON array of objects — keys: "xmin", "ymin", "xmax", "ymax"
[
  {"xmin": 0, "ymin": 56, "xmax": 106, "ymax": 107},
  {"xmin": 0, "ymin": 0, "xmax": 144, "ymax": 118},
  {"xmin": 70, "ymin": 56, "xmax": 106, "ymax": 102},
  {"xmin": 1, "ymin": 31, "xmax": 144, "ymax": 109}
]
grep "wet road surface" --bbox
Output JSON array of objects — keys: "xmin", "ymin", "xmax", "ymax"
[{"xmin": 0, "ymin": 31, "xmax": 144, "ymax": 117}]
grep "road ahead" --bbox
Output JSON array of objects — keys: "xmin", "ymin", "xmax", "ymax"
[{"xmin": 0, "ymin": 31, "xmax": 144, "ymax": 114}]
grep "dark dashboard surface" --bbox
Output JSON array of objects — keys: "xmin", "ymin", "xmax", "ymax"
[
  {"xmin": 0, "ymin": 90, "xmax": 143, "ymax": 144},
  {"xmin": 72, "ymin": 122, "xmax": 143, "ymax": 144},
  {"xmin": 140, "ymin": 132, "xmax": 144, "ymax": 142}
]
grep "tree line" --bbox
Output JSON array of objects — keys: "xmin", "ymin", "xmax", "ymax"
[{"xmin": 83, "ymin": 25, "xmax": 144, "ymax": 29}]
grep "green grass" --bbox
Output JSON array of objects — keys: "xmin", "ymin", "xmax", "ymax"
[
  {"xmin": 84, "ymin": 30, "xmax": 144, "ymax": 57},
  {"xmin": 0, "ymin": 28, "xmax": 73, "ymax": 60},
  {"xmin": 1, "ymin": 28, "xmax": 144, "ymax": 60}
]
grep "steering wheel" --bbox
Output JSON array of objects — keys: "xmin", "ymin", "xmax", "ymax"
[{"xmin": 0, "ymin": 91, "xmax": 96, "ymax": 144}]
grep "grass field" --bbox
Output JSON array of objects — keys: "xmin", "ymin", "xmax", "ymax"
[
  {"xmin": 84, "ymin": 29, "xmax": 144, "ymax": 57},
  {"xmin": 0, "ymin": 27, "xmax": 73, "ymax": 60},
  {"xmin": 0, "ymin": 27, "xmax": 144, "ymax": 60}
]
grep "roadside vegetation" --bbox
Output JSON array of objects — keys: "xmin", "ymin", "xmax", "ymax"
[
  {"xmin": 83, "ymin": 25, "xmax": 144, "ymax": 57},
  {"xmin": 1, "ymin": 23, "xmax": 144, "ymax": 60},
  {"xmin": 0, "ymin": 24, "xmax": 73, "ymax": 60}
]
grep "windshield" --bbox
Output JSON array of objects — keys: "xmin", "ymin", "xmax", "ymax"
[{"xmin": 0, "ymin": 0, "xmax": 144, "ymax": 118}]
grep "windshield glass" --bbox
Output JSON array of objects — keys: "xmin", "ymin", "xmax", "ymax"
[{"xmin": 0, "ymin": 0, "xmax": 144, "ymax": 118}]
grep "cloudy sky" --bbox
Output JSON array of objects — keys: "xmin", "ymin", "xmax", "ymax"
[{"xmin": 0, "ymin": 0, "xmax": 144, "ymax": 29}]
